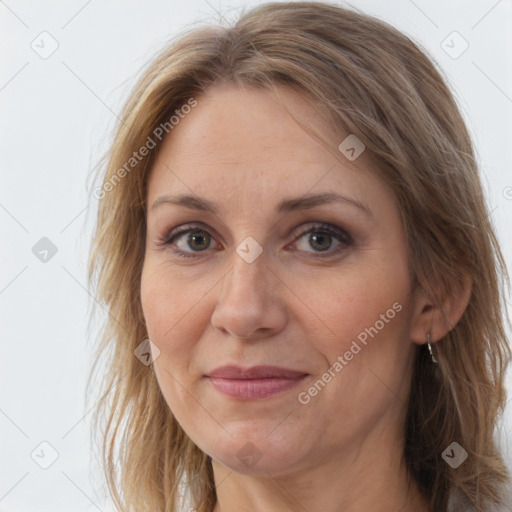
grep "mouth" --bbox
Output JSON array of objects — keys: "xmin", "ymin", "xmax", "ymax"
[{"xmin": 205, "ymin": 365, "xmax": 309, "ymax": 400}]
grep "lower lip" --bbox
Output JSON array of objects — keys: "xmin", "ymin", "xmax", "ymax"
[{"xmin": 207, "ymin": 376, "xmax": 308, "ymax": 400}]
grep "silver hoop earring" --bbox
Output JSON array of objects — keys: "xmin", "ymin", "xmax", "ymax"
[{"xmin": 427, "ymin": 333, "xmax": 438, "ymax": 364}]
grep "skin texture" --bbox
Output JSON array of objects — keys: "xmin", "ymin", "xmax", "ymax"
[{"xmin": 140, "ymin": 83, "xmax": 444, "ymax": 512}]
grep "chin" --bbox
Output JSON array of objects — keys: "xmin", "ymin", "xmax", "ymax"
[{"xmin": 205, "ymin": 430, "xmax": 307, "ymax": 477}]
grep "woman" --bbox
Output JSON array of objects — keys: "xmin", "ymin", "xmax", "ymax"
[{"xmin": 87, "ymin": 3, "xmax": 511, "ymax": 511}]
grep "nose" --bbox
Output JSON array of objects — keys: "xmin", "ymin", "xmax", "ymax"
[{"xmin": 210, "ymin": 249, "xmax": 287, "ymax": 340}]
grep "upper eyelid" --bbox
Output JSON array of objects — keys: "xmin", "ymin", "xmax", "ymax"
[{"xmin": 165, "ymin": 222, "xmax": 221, "ymax": 244}]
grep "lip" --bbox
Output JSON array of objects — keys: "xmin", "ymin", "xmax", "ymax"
[{"xmin": 205, "ymin": 365, "xmax": 309, "ymax": 400}]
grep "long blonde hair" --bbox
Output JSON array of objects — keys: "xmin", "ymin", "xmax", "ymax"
[{"xmin": 87, "ymin": 3, "xmax": 511, "ymax": 511}]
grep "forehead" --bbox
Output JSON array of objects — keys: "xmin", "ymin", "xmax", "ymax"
[{"xmin": 146, "ymin": 84, "xmax": 390, "ymax": 215}]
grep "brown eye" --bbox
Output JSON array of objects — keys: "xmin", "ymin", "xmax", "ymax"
[
  {"xmin": 172, "ymin": 229, "xmax": 213, "ymax": 252},
  {"xmin": 291, "ymin": 223, "xmax": 353, "ymax": 257},
  {"xmin": 308, "ymin": 232, "xmax": 333, "ymax": 251},
  {"xmin": 162, "ymin": 224, "xmax": 222, "ymax": 258},
  {"xmin": 184, "ymin": 229, "xmax": 211, "ymax": 251}
]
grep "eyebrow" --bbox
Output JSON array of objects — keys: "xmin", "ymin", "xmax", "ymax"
[{"xmin": 151, "ymin": 192, "xmax": 372, "ymax": 217}]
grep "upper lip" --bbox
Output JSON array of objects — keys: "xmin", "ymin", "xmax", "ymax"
[{"xmin": 207, "ymin": 365, "xmax": 308, "ymax": 379}]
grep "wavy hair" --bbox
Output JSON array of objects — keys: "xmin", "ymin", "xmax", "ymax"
[{"xmin": 87, "ymin": 3, "xmax": 511, "ymax": 511}]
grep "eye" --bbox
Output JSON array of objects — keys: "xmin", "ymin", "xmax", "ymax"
[
  {"xmin": 161, "ymin": 222, "xmax": 353, "ymax": 259},
  {"xmin": 290, "ymin": 223, "xmax": 353, "ymax": 257},
  {"xmin": 179, "ymin": 229, "xmax": 212, "ymax": 251},
  {"xmin": 164, "ymin": 225, "xmax": 220, "ymax": 258}
]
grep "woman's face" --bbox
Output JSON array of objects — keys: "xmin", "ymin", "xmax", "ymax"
[{"xmin": 141, "ymin": 84, "xmax": 421, "ymax": 476}]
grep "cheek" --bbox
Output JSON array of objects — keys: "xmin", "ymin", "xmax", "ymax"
[
  {"xmin": 296, "ymin": 261, "xmax": 414, "ymax": 419},
  {"xmin": 288, "ymin": 269, "xmax": 413, "ymax": 443},
  {"xmin": 140, "ymin": 262, "xmax": 212, "ymax": 368},
  {"xmin": 291, "ymin": 261, "xmax": 411, "ymax": 357},
  {"xmin": 140, "ymin": 263, "xmax": 214, "ymax": 421},
  {"xmin": 292, "ymin": 263, "xmax": 414, "ymax": 420}
]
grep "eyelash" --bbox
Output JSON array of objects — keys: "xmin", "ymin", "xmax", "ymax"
[{"xmin": 160, "ymin": 222, "xmax": 354, "ymax": 259}]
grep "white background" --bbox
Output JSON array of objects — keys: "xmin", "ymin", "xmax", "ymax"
[{"xmin": 1, "ymin": 1, "xmax": 511, "ymax": 510}]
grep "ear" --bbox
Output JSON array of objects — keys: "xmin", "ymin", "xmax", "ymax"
[{"xmin": 409, "ymin": 275, "xmax": 472, "ymax": 345}]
